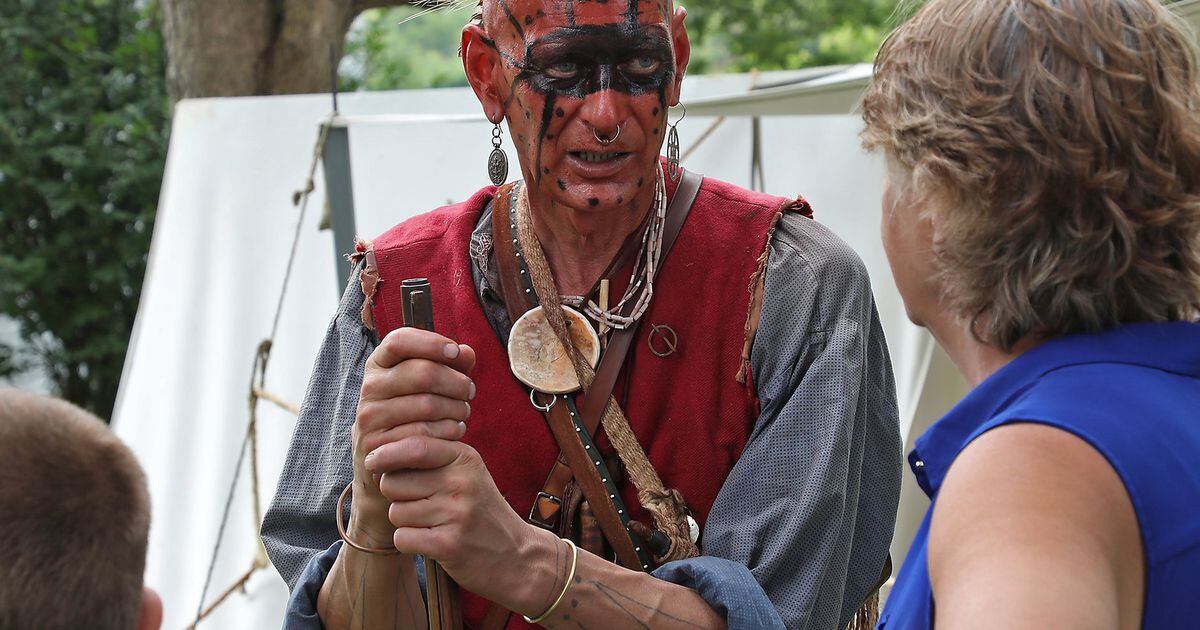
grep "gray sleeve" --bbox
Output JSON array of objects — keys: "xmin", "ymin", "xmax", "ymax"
[
  {"xmin": 701, "ymin": 213, "xmax": 903, "ymax": 630},
  {"xmin": 261, "ymin": 270, "xmax": 376, "ymax": 590}
]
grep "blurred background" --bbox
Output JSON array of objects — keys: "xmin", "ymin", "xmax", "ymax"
[{"xmin": 0, "ymin": 0, "xmax": 898, "ymax": 420}]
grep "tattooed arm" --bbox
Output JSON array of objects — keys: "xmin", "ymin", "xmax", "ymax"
[
  {"xmin": 518, "ymin": 533, "xmax": 728, "ymax": 630},
  {"xmin": 315, "ymin": 542, "xmax": 427, "ymax": 629},
  {"xmin": 365, "ymin": 436, "xmax": 729, "ymax": 630}
]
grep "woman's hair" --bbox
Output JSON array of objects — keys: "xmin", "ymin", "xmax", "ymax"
[{"xmin": 861, "ymin": 0, "xmax": 1200, "ymax": 350}]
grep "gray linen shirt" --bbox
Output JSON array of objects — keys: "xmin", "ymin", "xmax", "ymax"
[{"xmin": 262, "ymin": 209, "xmax": 902, "ymax": 630}]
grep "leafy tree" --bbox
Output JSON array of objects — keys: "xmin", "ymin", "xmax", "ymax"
[
  {"xmin": 341, "ymin": 3, "xmax": 474, "ymax": 91},
  {"xmin": 340, "ymin": 1, "xmax": 901, "ymax": 90},
  {"xmin": 0, "ymin": 0, "xmax": 170, "ymax": 419},
  {"xmin": 684, "ymin": 0, "xmax": 900, "ymax": 73}
]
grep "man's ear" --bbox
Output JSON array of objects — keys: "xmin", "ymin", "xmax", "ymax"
[
  {"xmin": 136, "ymin": 586, "xmax": 163, "ymax": 630},
  {"xmin": 667, "ymin": 6, "xmax": 692, "ymax": 106},
  {"xmin": 462, "ymin": 25, "xmax": 507, "ymax": 122}
]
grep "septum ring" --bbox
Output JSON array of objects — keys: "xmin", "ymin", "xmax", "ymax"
[{"xmin": 593, "ymin": 125, "xmax": 621, "ymax": 145}]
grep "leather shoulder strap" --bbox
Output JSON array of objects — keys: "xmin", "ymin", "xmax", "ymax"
[{"xmin": 579, "ymin": 168, "xmax": 703, "ymax": 428}]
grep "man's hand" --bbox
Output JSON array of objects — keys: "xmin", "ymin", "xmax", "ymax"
[
  {"xmin": 364, "ymin": 422, "xmax": 557, "ymax": 610},
  {"xmin": 349, "ymin": 327, "xmax": 477, "ymax": 546}
]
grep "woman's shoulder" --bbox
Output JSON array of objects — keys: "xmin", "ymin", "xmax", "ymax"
[{"xmin": 928, "ymin": 422, "xmax": 1145, "ymax": 628}]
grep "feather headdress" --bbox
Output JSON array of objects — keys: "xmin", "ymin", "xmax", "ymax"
[{"xmin": 396, "ymin": 0, "xmax": 482, "ymax": 27}]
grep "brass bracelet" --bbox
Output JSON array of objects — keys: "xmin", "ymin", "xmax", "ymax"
[
  {"xmin": 335, "ymin": 482, "xmax": 400, "ymax": 555},
  {"xmin": 524, "ymin": 538, "xmax": 579, "ymax": 624}
]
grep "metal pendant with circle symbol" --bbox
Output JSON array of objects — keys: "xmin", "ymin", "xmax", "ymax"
[
  {"xmin": 508, "ymin": 305, "xmax": 601, "ymax": 394},
  {"xmin": 647, "ymin": 323, "xmax": 679, "ymax": 358}
]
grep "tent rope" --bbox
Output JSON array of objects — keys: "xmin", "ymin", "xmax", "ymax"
[{"xmin": 186, "ymin": 113, "xmax": 335, "ymax": 629}]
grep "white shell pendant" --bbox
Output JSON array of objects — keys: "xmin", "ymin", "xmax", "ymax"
[{"xmin": 508, "ymin": 305, "xmax": 601, "ymax": 394}]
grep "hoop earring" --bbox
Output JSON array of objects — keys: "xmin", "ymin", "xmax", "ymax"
[
  {"xmin": 666, "ymin": 103, "xmax": 685, "ymax": 181},
  {"xmin": 488, "ymin": 122, "xmax": 509, "ymax": 186}
]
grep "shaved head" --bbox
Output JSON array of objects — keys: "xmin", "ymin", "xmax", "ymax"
[
  {"xmin": 463, "ymin": 0, "xmax": 689, "ymax": 216},
  {"xmin": 0, "ymin": 389, "xmax": 152, "ymax": 629}
]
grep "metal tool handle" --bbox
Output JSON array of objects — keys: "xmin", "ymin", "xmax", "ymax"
[{"xmin": 401, "ymin": 278, "xmax": 463, "ymax": 630}]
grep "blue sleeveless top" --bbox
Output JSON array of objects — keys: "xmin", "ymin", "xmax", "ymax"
[{"xmin": 879, "ymin": 322, "xmax": 1200, "ymax": 629}]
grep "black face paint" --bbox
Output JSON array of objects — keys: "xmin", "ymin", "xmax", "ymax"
[
  {"xmin": 496, "ymin": 0, "xmax": 527, "ymax": 41},
  {"xmin": 523, "ymin": 24, "xmax": 672, "ymax": 184},
  {"xmin": 625, "ymin": 0, "xmax": 639, "ymax": 26},
  {"xmin": 515, "ymin": 23, "xmax": 674, "ymax": 100},
  {"xmin": 536, "ymin": 93, "xmax": 558, "ymax": 179}
]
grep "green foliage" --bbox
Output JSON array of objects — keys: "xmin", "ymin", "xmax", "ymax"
[
  {"xmin": 684, "ymin": 0, "xmax": 900, "ymax": 73},
  {"xmin": 341, "ymin": 0, "xmax": 900, "ymax": 90},
  {"xmin": 340, "ymin": 4, "xmax": 475, "ymax": 91},
  {"xmin": 0, "ymin": 0, "xmax": 169, "ymax": 419}
]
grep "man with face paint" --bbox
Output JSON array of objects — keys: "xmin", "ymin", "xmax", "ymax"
[{"xmin": 261, "ymin": 1, "xmax": 901, "ymax": 629}]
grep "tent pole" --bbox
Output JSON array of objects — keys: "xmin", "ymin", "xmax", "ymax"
[{"xmin": 321, "ymin": 118, "xmax": 359, "ymax": 297}]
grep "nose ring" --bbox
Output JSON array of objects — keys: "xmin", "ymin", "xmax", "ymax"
[{"xmin": 593, "ymin": 125, "xmax": 621, "ymax": 145}]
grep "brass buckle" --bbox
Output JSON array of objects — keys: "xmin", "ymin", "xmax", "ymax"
[{"xmin": 528, "ymin": 492, "xmax": 563, "ymax": 530}]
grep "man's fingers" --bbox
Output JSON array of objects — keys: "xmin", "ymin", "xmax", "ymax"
[
  {"xmin": 361, "ymin": 359, "xmax": 475, "ymax": 403},
  {"xmin": 387, "ymin": 498, "xmax": 456, "ymax": 529},
  {"xmin": 376, "ymin": 468, "xmax": 445, "ymax": 502},
  {"xmin": 364, "ymin": 435, "xmax": 465, "ymax": 473},
  {"xmin": 357, "ymin": 394, "xmax": 471, "ymax": 436},
  {"xmin": 392, "ymin": 527, "xmax": 452, "ymax": 560},
  {"xmin": 363, "ymin": 420, "xmax": 466, "ymax": 459},
  {"xmin": 368, "ymin": 327, "xmax": 476, "ymax": 374}
]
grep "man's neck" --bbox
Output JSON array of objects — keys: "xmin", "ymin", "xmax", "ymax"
[{"xmin": 527, "ymin": 187, "xmax": 656, "ymax": 296}]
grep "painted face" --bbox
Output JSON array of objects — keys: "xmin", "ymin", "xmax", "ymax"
[{"xmin": 479, "ymin": 0, "xmax": 684, "ymax": 213}]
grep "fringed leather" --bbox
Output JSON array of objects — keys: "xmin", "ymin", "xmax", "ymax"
[
  {"xmin": 352, "ymin": 239, "xmax": 380, "ymax": 331},
  {"xmin": 847, "ymin": 589, "xmax": 880, "ymax": 630}
]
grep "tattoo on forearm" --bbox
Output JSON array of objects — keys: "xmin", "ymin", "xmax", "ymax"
[
  {"xmin": 586, "ymin": 580, "xmax": 706, "ymax": 628},
  {"xmin": 539, "ymin": 535, "xmax": 563, "ymax": 614},
  {"xmin": 394, "ymin": 560, "xmax": 420, "ymax": 630},
  {"xmin": 357, "ymin": 563, "xmax": 368, "ymax": 630}
]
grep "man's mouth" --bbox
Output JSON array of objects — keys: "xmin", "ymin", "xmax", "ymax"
[{"xmin": 571, "ymin": 151, "xmax": 629, "ymax": 163}]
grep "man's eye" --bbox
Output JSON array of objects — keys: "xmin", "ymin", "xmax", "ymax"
[
  {"xmin": 621, "ymin": 56, "xmax": 662, "ymax": 75},
  {"xmin": 544, "ymin": 61, "xmax": 579, "ymax": 79}
]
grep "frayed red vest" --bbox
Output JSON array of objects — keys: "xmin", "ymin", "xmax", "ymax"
[{"xmin": 365, "ymin": 174, "xmax": 809, "ymax": 628}]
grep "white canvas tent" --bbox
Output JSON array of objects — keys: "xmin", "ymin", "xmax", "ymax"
[{"xmin": 116, "ymin": 0, "xmax": 1200, "ymax": 619}]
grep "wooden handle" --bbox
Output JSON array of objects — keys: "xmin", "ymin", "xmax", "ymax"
[{"xmin": 401, "ymin": 279, "xmax": 463, "ymax": 630}]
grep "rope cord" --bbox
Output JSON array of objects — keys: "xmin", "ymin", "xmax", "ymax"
[
  {"xmin": 191, "ymin": 400, "xmax": 252, "ymax": 626},
  {"xmin": 187, "ymin": 113, "xmax": 334, "ymax": 629}
]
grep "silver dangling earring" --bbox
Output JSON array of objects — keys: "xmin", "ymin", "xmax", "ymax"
[
  {"xmin": 666, "ymin": 103, "xmax": 685, "ymax": 181},
  {"xmin": 488, "ymin": 122, "xmax": 509, "ymax": 186}
]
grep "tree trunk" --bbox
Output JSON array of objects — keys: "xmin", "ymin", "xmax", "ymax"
[{"xmin": 160, "ymin": 0, "xmax": 410, "ymax": 103}]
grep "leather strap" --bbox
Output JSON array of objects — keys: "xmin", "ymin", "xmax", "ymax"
[
  {"xmin": 481, "ymin": 171, "xmax": 704, "ymax": 628},
  {"xmin": 531, "ymin": 169, "xmax": 703, "ymax": 531},
  {"xmin": 492, "ymin": 184, "xmax": 536, "ymax": 318},
  {"xmin": 579, "ymin": 169, "xmax": 702, "ymax": 426}
]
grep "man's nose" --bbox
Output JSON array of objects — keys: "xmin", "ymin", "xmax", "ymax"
[{"xmin": 580, "ymin": 69, "xmax": 626, "ymax": 141}]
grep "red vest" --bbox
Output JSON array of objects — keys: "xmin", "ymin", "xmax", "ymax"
[{"xmin": 368, "ymin": 175, "xmax": 809, "ymax": 628}]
